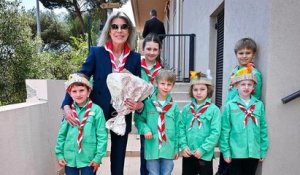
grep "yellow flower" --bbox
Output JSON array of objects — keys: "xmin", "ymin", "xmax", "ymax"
[{"xmin": 190, "ymin": 71, "xmax": 198, "ymax": 80}]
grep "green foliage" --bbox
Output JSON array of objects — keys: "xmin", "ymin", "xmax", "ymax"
[
  {"xmin": 0, "ymin": 0, "xmax": 39, "ymax": 106},
  {"xmin": 40, "ymin": 11, "xmax": 70, "ymax": 47},
  {"xmin": 39, "ymin": 0, "xmax": 128, "ymax": 36},
  {"xmin": 0, "ymin": 0, "xmax": 116, "ymax": 106},
  {"xmin": 28, "ymin": 35, "xmax": 89, "ymax": 80},
  {"xmin": 27, "ymin": 10, "xmax": 70, "ymax": 51}
]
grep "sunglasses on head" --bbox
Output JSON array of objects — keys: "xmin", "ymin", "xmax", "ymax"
[{"xmin": 110, "ymin": 24, "xmax": 129, "ymax": 30}]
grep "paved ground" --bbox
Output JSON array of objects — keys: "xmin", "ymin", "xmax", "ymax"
[
  {"xmin": 97, "ymin": 156, "xmax": 219, "ymax": 175},
  {"xmin": 97, "ymin": 134, "xmax": 220, "ymax": 175}
]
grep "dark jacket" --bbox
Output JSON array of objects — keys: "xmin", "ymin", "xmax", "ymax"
[
  {"xmin": 142, "ymin": 17, "xmax": 166, "ymax": 41},
  {"xmin": 62, "ymin": 46, "xmax": 141, "ymax": 133}
]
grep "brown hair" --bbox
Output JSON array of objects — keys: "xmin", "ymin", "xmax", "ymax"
[
  {"xmin": 234, "ymin": 37, "xmax": 257, "ymax": 54},
  {"xmin": 189, "ymin": 84, "xmax": 214, "ymax": 98},
  {"xmin": 142, "ymin": 33, "xmax": 163, "ymax": 67}
]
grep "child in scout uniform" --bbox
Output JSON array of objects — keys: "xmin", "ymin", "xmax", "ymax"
[
  {"xmin": 179, "ymin": 71, "xmax": 221, "ymax": 175},
  {"xmin": 226, "ymin": 37, "xmax": 263, "ymax": 102},
  {"xmin": 217, "ymin": 37, "xmax": 263, "ymax": 175},
  {"xmin": 55, "ymin": 73, "xmax": 108, "ymax": 175},
  {"xmin": 219, "ymin": 65, "xmax": 269, "ymax": 175},
  {"xmin": 141, "ymin": 33, "xmax": 163, "ymax": 85},
  {"xmin": 134, "ymin": 69, "xmax": 180, "ymax": 175},
  {"xmin": 140, "ymin": 33, "xmax": 163, "ymax": 175}
]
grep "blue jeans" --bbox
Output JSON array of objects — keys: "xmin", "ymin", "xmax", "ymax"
[
  {"xmin": 65, "ymin": 166, "xmax": 96, "ymax": 175},
  {"xmin": 146, "ymin": 158, "xmax": 174, "ymax": 175}
]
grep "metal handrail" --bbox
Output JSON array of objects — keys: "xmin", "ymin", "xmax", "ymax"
[
  {"xmin": 281, "ymin": 90, "xmax": 300, "ymax": 104},
  {"xmin": 158, "ymin": 33, "xmax": 196, "ymax": 82}
]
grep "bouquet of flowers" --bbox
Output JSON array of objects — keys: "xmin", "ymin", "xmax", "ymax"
[{"xmin": 106, "ymin": 72, "xmax": 153, "ymax": 135}]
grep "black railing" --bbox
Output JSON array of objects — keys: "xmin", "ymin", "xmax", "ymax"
[
  {"xmin": 159, "ymin": 34, "xmax": 196, "ymax": 82},
  {"xmin": 281, "ymin": 90, "xmax": 300, "ymax": 104}
]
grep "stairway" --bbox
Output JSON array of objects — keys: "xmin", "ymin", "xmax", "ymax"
[{"xmin": 171, "ymin": 82, "xmax": 191, "ymax": 110}]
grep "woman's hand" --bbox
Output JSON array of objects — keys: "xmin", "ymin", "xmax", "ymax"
[
  {"xmin": 181, "ymin": 147, "xmax": 192, "ymax": 158},
  {"xmin": 194, "ymin": 150, "xmax": 202, "ymax": 159},
  {"xmin": 89, "ymin": 161, "xmax": 100, "ymax": 172},
  {"xmin": 58, "ymin": 159, "xmax": 66, "ymax": 167},
  {"xmin": 224, "ymin": 157, "xmax": 232, "ymax": 163},
  {"xmin": 125, "ymin": 99, "xmax": 144, "ymax": 111},
  {"xmin": 63, "ymin": 105, "xmax": 76, "ymax": 126},
  {"xmin": 144, "ymin": 131, "xmax": 153, "ymax": 139}
]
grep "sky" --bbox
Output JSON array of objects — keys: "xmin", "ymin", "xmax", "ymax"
[{"xmin": 20, "ymin": 0, "xmax": 135, "ymax": 25}]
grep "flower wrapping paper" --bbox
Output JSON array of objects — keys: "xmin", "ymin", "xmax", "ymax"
[{"xmin": 106, "ymin": 72, "xmax": 153, "ymax": 135}]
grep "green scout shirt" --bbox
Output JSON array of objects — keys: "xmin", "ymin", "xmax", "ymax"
[
  {"xmin": 179, "ymin": 98, "xmax": 221, "ymax": 161},
  {"xmin": 134, "ymin": 92, "xmax": 181, "ymax": 160},
  {"xmin": 220, "ymin": 95, "xmax": 269, "ymax": 159},
  {"xmin": 141, "ymin": 63, "xmax": 161, "ymax": 85},
  {"xmin": 226, "ymin": 65, "xmax": 263, "ymax": 102},
  {"xmin": 55, "ymin": 102, "xmax": 108, "ymax": 168}
]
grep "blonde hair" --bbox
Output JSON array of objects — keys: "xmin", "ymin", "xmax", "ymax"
[
  {"xmin": 97, "ymin": 11, "xmax": 136, "ymax": 50},
  {"xmin": 155, "ymin": 69, "xmax": 176, "ymax": 84}
]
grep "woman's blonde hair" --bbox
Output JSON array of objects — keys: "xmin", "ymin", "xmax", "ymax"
[{"xmin": 97, "ymin": 11, "xmax": 136, "ymax": 50}]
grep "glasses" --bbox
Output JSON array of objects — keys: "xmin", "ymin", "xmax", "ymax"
[{"xmin": 110, "ymin": 24, "xmax": 129, "ymax": 30}]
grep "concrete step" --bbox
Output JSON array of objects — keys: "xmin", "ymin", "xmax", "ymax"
[
  {"xmin": 106, "ymin": 133, "xmax": 140, "ymax": 157},
  {"xmin": 172, "ymin": 82, "xmax": 190, "ymax": 92},
  {"xmin": 171, "ymin": 91, "xmax": 190, "ymax": 101},
  {"xmin": 97, "ymin": 157, "xmax": 220, "ymax": 175}
]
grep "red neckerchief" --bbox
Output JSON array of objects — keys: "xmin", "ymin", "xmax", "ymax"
[
  {"xmin": 236, "ymin": 102, "xmax": 258, "ymax": 127},
  {"xmin": 152, "ymin": 98, "xmax": 173, "ymax": 149},
  {"xmin": 189, "ymin": 102, "xmax": 210, "ymax": 130},
  {"xmin": 105, "ymin": 41, "xmax": 130, "ymax": 72},
  {"xmin": 71, "ymin": 99, "xmax": 93, "ymax": 153},
  {"xmin": 141, "ymin": 57, "xmax": 162, "ymax": 84}
]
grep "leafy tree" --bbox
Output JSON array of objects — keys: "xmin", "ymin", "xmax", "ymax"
[
  {"xmin": 28, "ymin": 35, "xmax": 89, "ymax": 80},
  {"xmin": 0, "ymin": 0, "xmax": 39, "ymax": 105},
  {"xmin": 28, "ymin": 10, "xmax": 70, "ymax": 51},
  {"xmin": 39, "ymin": 0, "xmax": 128, "ymax": 36}
]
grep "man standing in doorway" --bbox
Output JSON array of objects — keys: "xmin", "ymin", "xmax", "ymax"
[{"xmin": 142, "ymin": 9, "xmax": 166, "ymax": 42}]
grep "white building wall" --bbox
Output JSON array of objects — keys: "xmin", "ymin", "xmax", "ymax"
[
  {"xmin": 263, "ymin": 0, "xmax": 300, "ymax": 174},
  {"xmin": 0, "ymin": 80, "xmax": 65, "ymax": 175},
  {"xmin": 182, "ymin": 0, "xmax": 223, "ymax": 72}
]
